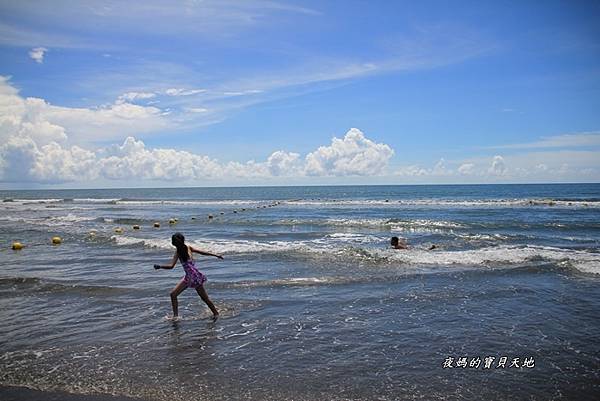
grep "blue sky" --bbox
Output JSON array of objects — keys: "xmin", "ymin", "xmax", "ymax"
[{"xmin": 0, "ymin": 0, "xmax": 599, "ymax": 188}]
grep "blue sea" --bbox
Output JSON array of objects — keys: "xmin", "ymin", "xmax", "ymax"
[{"xmin": 1, "ymin": 184, "xmax": 599, "ymax": 400}]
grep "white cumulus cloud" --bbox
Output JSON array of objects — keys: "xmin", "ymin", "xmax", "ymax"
[
  {"xmin": 96, "ymin": 137, "xmax": 223, "ymax": 181},
  {"xmin": 28, "ymin": 47, "xmax": 47, "ymax": 63},
  {"xmin": 0, "ymin": 135, "xmax": 96, "ymax": 183},
  {"xmin": 0, "ymin": 81, "xmax": 395, "ymax": 185},
  {"xmin": 0, "ymin": 76, "xmax": 169, "ymax": 145},
  {"xmin": 267, "ymin": 150, "xmax": 302, "ymax": 176},
  {"xmin": 458, "ymin": 163, "xmax": 475, "ymax": 175},
  {"xmin": 304, "ymin": 128, "xmax": 394, "ymax": 176},
  {"xmin": 489, "ymin": 155, "xmax": 506, "ymax": 175}
]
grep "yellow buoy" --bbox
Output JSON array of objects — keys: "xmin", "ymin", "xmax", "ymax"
[
  {"xmin": 89, "ymin": 230, "xmax": 97, "ymax": 237},
  {"xmin": 133, "ymin": 225, "xmax": 140, "ymax": 230},
  {"xmin": 11, "ymin": 242, "xmax": 24, "ymax": 250},
  {"xmin": 153, "ymin": 222, "xmax": 160, "ymax": 228},
  {"xmin": 51, "ymin": 236, "xmax": 62, "ymax": 245},
  {"xmin": 114, "ymin": 227, "xmax": 123, "ymax": 234}
]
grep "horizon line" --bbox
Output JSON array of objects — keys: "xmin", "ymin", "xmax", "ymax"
[{"xmin": 1, "ymin": 181, "xmax": 599, "ymax": 192}]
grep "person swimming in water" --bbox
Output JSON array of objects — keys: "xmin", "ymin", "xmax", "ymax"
[
  {"xmin": 153, "ymin": 232, "xmax": 223, "ymax": 321},
  {"xmin": 391, "ymin": 236, "xmax": 436, "ymax": 250},
  {"xmin": 390, "ymin": 236, "xmax": 408, "ymax": 249}
]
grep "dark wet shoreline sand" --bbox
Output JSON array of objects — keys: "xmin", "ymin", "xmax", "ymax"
[{"xmin": 0, "ymin": 386, "xmax": 146, "ymax": 401}]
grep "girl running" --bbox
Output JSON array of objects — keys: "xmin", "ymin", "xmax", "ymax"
[{"xmin": 154, "ymin": 232, "xmax": 223, "ymax": 321}]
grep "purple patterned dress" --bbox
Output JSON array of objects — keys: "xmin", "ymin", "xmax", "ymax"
[{"xmin": 181, "ymin": 258, "xmax": 207, "ymax": 288}]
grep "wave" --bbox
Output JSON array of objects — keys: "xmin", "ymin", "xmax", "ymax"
[
  {"xmin": 110, "ymin": 235, "xmax": 600, "ymax": 275},
  {"xmin": 114, "ymin": 199, "xmax": 267, "ymax": 206},
  {"xmin": 0, "ymin": 276, "xmax": 134, "ymax": 296},
  {"xmin": 2, "ymin": 198, "xmax": 272, "ymax": 207},
  {"xmin": 72, "ymin": 198, "xmax": 122, "ymax": 203},
  {"xmin": 0, "ymin": 277, "xmax": 41, "ymax": 286},
  {"xmin": 5, "ymin": 196, "xmax": 598, "ymax": 208},
  {"xmin": 275, "ymin": 217, "xmax": 467, "ymax": 231},
  {"xmin": 378, "ymin": 245, "xmax": 600, "ymax": 274},
  {"xmin": 286, "ymin": 198, "xmax": 600, "ymax": 208},
  {"xmin": 216, "ymin": 276, "xmax": 368, "ymax": 290},
  {"xmin": 0, "ymin": 213, "xmax": 96, "ymax": 225},
  {"xmin": 8, "ymin": 198, "xmax": 65, "ymax": 204},
  {"xmin": 0, "ymin": 273, "xmax": 373, "ymax": 298}
]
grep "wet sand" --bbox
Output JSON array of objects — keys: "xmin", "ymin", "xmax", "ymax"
[{"xmin": 0, "ymin": 386, "xmax": 146, "ymax": 401}]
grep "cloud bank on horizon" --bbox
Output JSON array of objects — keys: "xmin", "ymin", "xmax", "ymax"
[
  {"xmin": 1, "ymin": 76, "xmax": 598, "ymax": 186},
  {"xmin": 0, "ymin": 0, "xmax": 599, "ymax": 187}
]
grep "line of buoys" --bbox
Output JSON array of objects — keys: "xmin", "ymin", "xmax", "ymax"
[
  {"xmin": 31, "ymin": 201, "xmax": 287, "ymax": 250},
  {"xmin": 8, "ymin": 199, "xmax": 289, "ymax": 252},
  {"xmin": 12, "ymin": 200, "xmax": 289, "ymax": 251}
]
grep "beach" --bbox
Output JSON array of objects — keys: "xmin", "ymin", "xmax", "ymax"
[
  {"xmin": 0, "ymin": 386, "xmax": 144, "ymax": 401},
  {"xmin": 1, "ymin": 184, "xmax": 599, "ymax": 400}
]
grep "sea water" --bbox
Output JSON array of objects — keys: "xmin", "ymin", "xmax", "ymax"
[{"xmin": 0, "ymin": 184, "xmax": 599, "ymax": 400}]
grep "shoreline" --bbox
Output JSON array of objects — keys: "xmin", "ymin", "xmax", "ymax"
[{"xmin": 0, "ymin": 386, "xmax": 146, "ymax": 401}]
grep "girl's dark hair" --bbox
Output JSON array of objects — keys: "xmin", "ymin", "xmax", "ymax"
[{"xmin": 171, "ymin": 232, "xmax": 189, "ymax": 262}]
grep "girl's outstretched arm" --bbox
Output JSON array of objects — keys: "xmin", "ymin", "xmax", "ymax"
[
  {"xmin": 154, "ymin": 251, "xmax": 179, "ymax": 269},
  {"xmin": 190, "ymin": 245, "xmax": 224, "ymax": 259}
]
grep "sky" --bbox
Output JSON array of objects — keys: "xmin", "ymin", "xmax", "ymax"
[{"xmin": 0, "ymin": 0, "xmax": 599, "ymax": 188}]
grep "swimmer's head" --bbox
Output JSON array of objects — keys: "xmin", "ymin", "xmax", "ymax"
[{"xmin": 390, "ymin": 236, "xmax": 399, "ymax": 247}]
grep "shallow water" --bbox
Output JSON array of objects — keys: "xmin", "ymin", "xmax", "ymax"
[{"xmin": 1, "ymin": 184, "xmax": 599, "ymax": 400}]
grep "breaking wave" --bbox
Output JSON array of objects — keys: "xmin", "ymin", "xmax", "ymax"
[{"xmin": 110, "ymin": 235, "xmax": 600, "ymax": 275}]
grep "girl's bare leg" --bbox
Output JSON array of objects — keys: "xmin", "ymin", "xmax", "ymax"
[
  {"xmin": 170, "ymin": 279, "xmax": 187, "ymax": 317},
  {"xmin": 195, "ymin": 286, "xmax": 219, "ymax": 320}
]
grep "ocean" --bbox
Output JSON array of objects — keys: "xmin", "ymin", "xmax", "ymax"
[{"xmin": 0, "ymin": 184, "xmax": 599, "ymax": 400}]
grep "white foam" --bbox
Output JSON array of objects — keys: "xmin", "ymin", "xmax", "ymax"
[
  {"xmin": 115, "ymin": 199, "xmax": 263, "ymax": 206},
  {"xmin": 111, "ymin": 234, "xmax": 600, "ymax": 274},
  {"xmin": 277, "ymin": 218, "xmax": 465, "ymax": 231},
  {"xmin": 73, "ymin": 198, "xmax": 122, "ymax": 203},
  {"xmin": 374, "ymin": 245, "xmax": 600, "ymax": 274},
  {"xmin": 0, "ymin": 213, "xmax": 96, "ymax": 225},
  {"xmin": 285, "ymin": 199, "xmax": 600, "ymax": 208},
  {"xmin": 49, "ymin": 214, "xmax": 96, "ymax": 223},
  {"xmin": 11, "ymin": 198, "xmax": 64, "ymax": 204}
]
